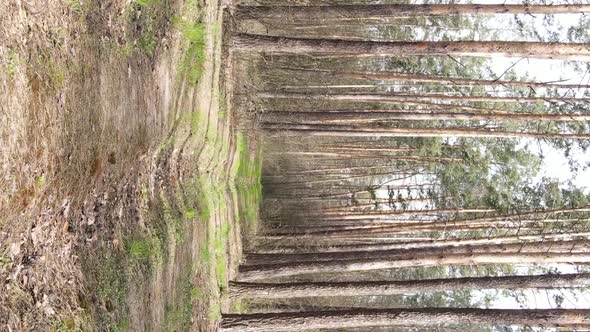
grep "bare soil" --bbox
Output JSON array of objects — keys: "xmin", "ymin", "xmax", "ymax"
[{"xmin": 1, "ymin": 0, "xmax": 258, "ymax": 331}]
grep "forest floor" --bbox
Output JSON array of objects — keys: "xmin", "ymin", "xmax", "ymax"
[{"xmin": 0, "ymin": 0, "xmax": 260, "ymax": 331}]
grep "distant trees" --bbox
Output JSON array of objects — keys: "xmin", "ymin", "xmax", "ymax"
[{"xmin": 225, "ymin": 1, "xmax": 590, "ymax": 331}]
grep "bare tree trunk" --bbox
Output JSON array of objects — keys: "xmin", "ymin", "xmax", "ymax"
[
  {"xmin": 235, "ymin": 4, "xmax": 590, "ymax": 20},
  {"xmin": 259, "ymin": 92, "xmax": 590, "ymax": 104},
  {"xmin": 238, "ymin": 252, "xmax": 590, "ymax": 281},
  {"xmin": 233, "ymin": 34, "xmax": 590, "ymax": 60},
  {"xmin": 229, "ymin": 273, "xmax": 590, "ymax": 299},
  {"xmin": 262, "ymin": 111, "xmax": 590, "ymax": 123},
  {"xmin": 317, "ymin": 206, "xmax": 590, "ymax": 221},
  {"xmin": 294, "ymin": 68, "xmax": 590, "ymax": 89},
  {"xmin": 244, "ymin": 240, "xmax": 590, "ymax": 265},
  {"xmin": 263, "ymin": 123, "xmax": 590, "ymax": 139},
  {"xmin": 255, "ymin": 232, "xmax": 590, "ymax": 254},
  {"xmin": 220, "ymin": 308, "xmax": 590, "ymax": 332}
]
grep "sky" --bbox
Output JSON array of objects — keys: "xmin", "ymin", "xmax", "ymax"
[{"xmin": 489, "ymin": 55, "xmax": 590, "ymax": 193}]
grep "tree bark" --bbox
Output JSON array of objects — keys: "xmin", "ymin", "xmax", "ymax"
[
  {"xmin": 244, "ymin": 240, "xmax": 590, "ymax": 265},
  {"xmin": 229, "ymin": 273, "xmax": 590, "ymax": 299},
  {"xmin": 235, "ymin": 4, "xmax": 590, "ymax": 20},
  {"xmin": 238, "ymin": 252, "xmax": 590, "ymax": 281},
  {"xmin": 254, "ymin": 232, "xmax": 590, "ymax": 254},
  {"xmin": 263, "ymin": 123, "xmax": 590, "ymax": 139},
  {"xmin": 233, "ymin": 34, "xmax": 590, "ymax": 60},
  {"xmin": 262, "ymin": 111, "xmax": 590, "ymax": 124},
  {"xmin": 303, "ymin": 68, "xmax": 590, "ymax": 89},
  {"xmin": 220, "ymin": 308, "xmax": 590, "ymax": 332},
  {"xmin": 259, "ymin": 92, "xmax": 590, "ymax": 104}
]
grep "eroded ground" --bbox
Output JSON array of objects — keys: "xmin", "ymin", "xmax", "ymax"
[{"xmin": 0, "ymin": 0, "xmax": 260, "ymax": 330}]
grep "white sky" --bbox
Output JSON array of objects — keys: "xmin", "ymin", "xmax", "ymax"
[{"xmin": 489, "ymin": 56, "xmax": 590, "ymax": 193}]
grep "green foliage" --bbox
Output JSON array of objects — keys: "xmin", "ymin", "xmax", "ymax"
[
  {"xmin": 138, "ymin": 33, "xmax": 157, "ymax": 57},
  {"xmin": 80, "ymin": 249, "xmax": 129, "ymax": 330},
  {"xmin": 207, "ymin": 302, "xmax": 221, "ymax": 322},
  {"xmin": 135, "ymin": 0, "xmax": 159, "ymax": 6},
  {"xmin": 233, "ymin": 133, "xmax": 263, "ymax": 235},
  {"xmin": 196, "ymin": 176, "xmax": 212, "ymax": 221},
  {"xmin": 215, "ymin": 223, "xmax": 230, "ymax": 290},
  {"xmin": 64, "ymin": 0, "xmax": 82, "ymax": 13},
  {"xmin": 176, "ymin": 19, "xmax": 206, "ymax": 84},
  {"xmin": 2, "ymin": 49, "xmax": 19, "ymax": 78},
  {"xmin": 163, "ymin": 270, "xmax": 196, "ymax": 332},
  {"xmin": 52, "ymin": 319, "xmax": 76, "ymax": 332},
  {"xmin": 127, "ymin": 0, "xmax": 171, "ymax": 58},
  {"xmin": 125, "ymin": 235, "xmax": 161, "ymax": 265}
]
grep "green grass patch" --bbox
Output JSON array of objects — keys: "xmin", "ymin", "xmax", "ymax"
[
  {"xmin": 2, "ymin": 49, "xmax": 19, "ymax": 79},
  {"xmin": 96, "ymin": 255, "xmax": 127, "ymax": 307},
  {"xmin": 0, "ymin": 256, "xmax": 12, "ymax": 266},
  {"xmin": 135, "ymin": 0, "xmax": 160, "ymax": 6},
  {"xmin": 230, "ymin": 300, "xmax": 249, "ymax": 314},
  {"xmin": 196, "ymin": 176, "xmax": 213, "ymax": 221},
  {"xmin": 200, "ymin": 245, "xmax": 212, "ymax": 270},
  {"xmin": 215, "ymin": 226, "xmax": 228, "ymax": 290},
  {"xmin": 81, "ymin": 249, "xmax": 129, "ymax": 330},
  {"xmin": 217, "ymin": 91, "xmax": 227, "ymax": 120},
  {"xmin": 163, "ymin": 269, "xmax": 196, "ymax": 331},
  {"xmin": 64, "ymin": 0, "xmax": 83, "ymax": 13},
  {"xmin": 138, "ymin": 33, "xmax": 157, "ymax": 57},
  {"xmin": 233, "ymin": 133, "xmax": 263, "ymax": 234},
  {"xmin": 207, "ymin": 302, "xmax": 221, "ymax": 322},
  {"xmin": 184, "ymin": 208, "xmax": 197, "ymax": 219},
  {"xmin": 125, "ymin": 235, "xmax": 162, "ymax": 266},
  {"xmin": 127, "ymin": 0, "xmax": 171, "ymax": 58},
  {"xmin": 52, "ymin": 318, "xmax": 76, "ymax": 332},
  {"xmin": 191, "ymin": 110, "xmax": 202, "ymax": 133},
  {"xmin": 176, "ymin": 19, "xmax": 206, "ymax": 84}
]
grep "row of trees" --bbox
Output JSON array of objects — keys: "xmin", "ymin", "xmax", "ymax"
[{"xmin": 223, "ymin": 1, "xmax": 590, "ymax": 331}]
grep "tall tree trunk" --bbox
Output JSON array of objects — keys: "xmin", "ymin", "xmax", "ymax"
[
  {"xmin": 317, "ymin": 206, "xmax": 590, "ymax": 221},
  {"xmin": 233, "ymin": 34, "xmax": 590, "ymax": 60},
  {"xmin": 259, "ymin": 92, "xmax": 590, "ymax": 104},
  {"xmin": 235, "ymin": 4, "xmax": 590, "ymax": 20},
  {"xmin": 255, "ymin": 232, "xmax": 590, "ymax": 254},
  {"xmin": 238, "ymin": 252, "xmax": 590, "ymax": 281},
  {"xmin": 288, "ymin": 68, "xmax": 590, "ymax": 89},
  {"xmin": 220, "ymin": 308, "xmax": 590, "ymax": 332},
  {"xmin": 262, "ymin": 111, "xmax": 590, "ymax": 124},
  {"xmin": 263, "ymin": 123, "xmax": 590, "ymax": 139},
  {"xmin": 244, "ymin": 240, "xmax": 590, "ymax": 265},
  {"xmin": 229, "ymin": 273, "xmax": 590, "ymax": 299}
]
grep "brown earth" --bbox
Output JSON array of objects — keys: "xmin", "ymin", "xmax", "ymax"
[{"xmin": 0, "ymin": 0, "xmax": 259, "ymax": 331}]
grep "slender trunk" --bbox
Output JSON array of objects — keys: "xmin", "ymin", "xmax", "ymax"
[
  {"xmin": 259, "ymin": 92, "xmax": 590, "ymax": 104},
  {"xmin": 281, "ymin": 67, "xmax": 590, "ymax": 89},
  {"xmin": 235, "ymin": 4, "xmax": 590, "ymax": 20},
  {"xmin": 285, "ymin": 220, "xmax": 578, "ymax": 237},
  {"xmin": 244, "ymin": 240, "xmax": 590, "ymax": 265},
  {"xmin": 220, "ymin": 308, "xmax": 590, "ymax": 332},
  {"xmin": 317, "ymin": 207, "xmax": 494, "ymax": 218},
  {"xmin": 266, "ymin": 171, "xmax": 421, "ymax": 186},
  {"xmin": 321, "ymin": 146, "xmax": 417, "ymax": 152},
  {"xmin": 262, "ymin": 111, "xmax": 590, "ymax": 124},
  {"xmin": 238, "ymin": 252, "xmax": 590, "ymax": 281},
  {"xmin": 318, "ymin": 206, "xmax": 590, "ymax": 221},
  {"xmin": 263, "ymin": 123, "xmax": 590, "ymax": 139},
  {"xmin": 255, "ymin": 232, "xmax": 590, "ymax": 254},
  {"xmin": 230, "ymin": 273, "xmax": 590, "ymax": 299},
  {"xmin": 266, "ymin": 165, "xmax": 412, "ymax": 175},
  {"xmin": 233, "ymin": 34, "xmax": 590, "ymax": 60}
]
